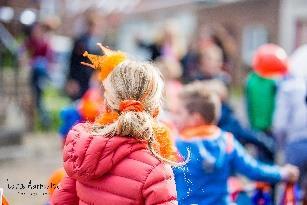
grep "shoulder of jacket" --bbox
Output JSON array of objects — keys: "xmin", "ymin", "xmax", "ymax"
[{"xmin": 128, "ymin": 148, "xmax": 161, "ymax": 168}]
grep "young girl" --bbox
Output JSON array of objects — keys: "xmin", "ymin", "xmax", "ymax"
[{"xmin": 51, "ymin": 44, "xmax": 180, "ymax": 205}]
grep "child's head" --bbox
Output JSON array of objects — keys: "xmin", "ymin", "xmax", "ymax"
[
  {"xmin": 102, "ymin": 60, "xmax": 164, "ymax": 139},
  {"xmin": 154, "ymin": 57, "xmax": 182, "ymax": 81},
  {"xmin": 83, "ymin": 45, "xmax": 184, "ymax": 165},
  {"xmin": 200, "ymin": 79, "xmax": 228, "ymax": 102},
  {"xmin": 175, "ymin": 81, "xmax": 221, "ymax": 131},
  {"xmin": 199, "ymin": 44, "xmax": 223, "ymax": 77}
]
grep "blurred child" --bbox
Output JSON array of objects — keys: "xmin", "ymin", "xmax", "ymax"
[
  {"xmin": 51, "ymin": 44, "xmax": 179, "ymax": 204},
  {"xmin": 155, "ymin": 56, "xmax": 183, "ymax": 113},
  {"xmin": 197, "ymin": 43, "xmax": 231, "ymax": 85},
  {"xmin": 200, "ymin": 80, "xmax": 275, "ymax": 160},
  {"xmin": 246, "ymin": 72, "xmax": 277, "ymax": 132},
  {"xmin": 273, "ymin": 45, "xmax": 307, "ymax": 190},
  {"xmin": 58, "ymin": 87, "xmax": 103, "ymax": 147},
  {"xmin": 246, "ymin": 44, "xmax": 288, "ymax": 133},
  {"xmin": 22, "ymin": 22, "xmax": 53, "ymax": 129},
  {"xmin": 136, "ymin": 21, "xmax": 184, "ymax": 61},
  {"xmin": 173, "ymin": 81, "xmax": 299, "ymax": 205},
  {"xmin": 154, "ymin": 57, "xmax": 183, "ymax": 143}
]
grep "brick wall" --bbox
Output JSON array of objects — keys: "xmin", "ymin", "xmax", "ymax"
[{"xmin": 198, "ymin": 0, "xmax": 280, "ymax": 84}]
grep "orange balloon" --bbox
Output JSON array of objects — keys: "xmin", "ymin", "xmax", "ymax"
[
  {"xmin": 47, "ymin": 167, "xmax": 65, "ymax": 196},
  {"xmin": 252, "ymin": 44, "xmax": 288, "ymax": 78}
]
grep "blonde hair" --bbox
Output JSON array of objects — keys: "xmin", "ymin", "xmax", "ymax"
[
  {"xmin": 97, "ymin": 60, "xmax": 163, "ymax": 136},
  {"xmin": 94, "ymin": 60, "xmax": 186, "ymax": 166}
]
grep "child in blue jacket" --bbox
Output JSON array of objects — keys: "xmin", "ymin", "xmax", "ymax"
[
  {"xmin": 173, "ymin": 81, "xmax": 299, "ymax": 205},
  {"xmin": 203, "ymin": 79, "xmax": 275, "ymax": 162}
]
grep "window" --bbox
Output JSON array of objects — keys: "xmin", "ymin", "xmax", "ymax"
[{"xmin": 242, "ymin": 25, "xmax": 268, "ymax": 65}]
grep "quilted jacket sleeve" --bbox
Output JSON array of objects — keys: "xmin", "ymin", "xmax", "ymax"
[
  {"xmin": 142, "ymin": 162, "xmax": 178, "ymax": 205},
  {"xmin": 51, "ymin": 176, "xmax": 78, "ymax": 205}
]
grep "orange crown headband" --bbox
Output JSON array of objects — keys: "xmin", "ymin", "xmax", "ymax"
[{"xmin": 81, "ymin": 43, "xmax": 127, "ymax": 81}]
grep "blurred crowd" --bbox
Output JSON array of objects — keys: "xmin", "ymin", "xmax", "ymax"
[{"xmin": 3, "ymin": 8, "xmax": 306, "ymax": 204}]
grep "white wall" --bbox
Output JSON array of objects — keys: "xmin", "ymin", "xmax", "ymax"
[
  {"xmin": 116, "ymin": 10, "xmax": 197, "ymax": 60},
  {"xmin": 279, "ymin": 0, "xmax": 307, "ymax": 54}
]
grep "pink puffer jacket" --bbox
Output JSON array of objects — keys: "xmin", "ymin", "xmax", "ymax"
[{"xmin": 51, "ymin": 123, "xmax": 177, "ymax": 205}]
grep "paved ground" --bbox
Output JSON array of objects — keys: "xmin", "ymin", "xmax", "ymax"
[{"xmin": 0, "ymin": 132, "xmax": 62, "ymax": 205}]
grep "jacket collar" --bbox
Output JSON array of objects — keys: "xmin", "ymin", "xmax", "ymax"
[{"xmin": 180, "ymin": 125, "xmax": 220, "ymax": 140}]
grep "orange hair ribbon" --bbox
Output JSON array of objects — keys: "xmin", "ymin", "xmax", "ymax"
[
  {"xmin": 95, "ymin": 109, "xmax": 178, "ymax": 161},
  {"xmin": 119, "ymin": 100, "xmax": 144, "ymax": 112}
]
